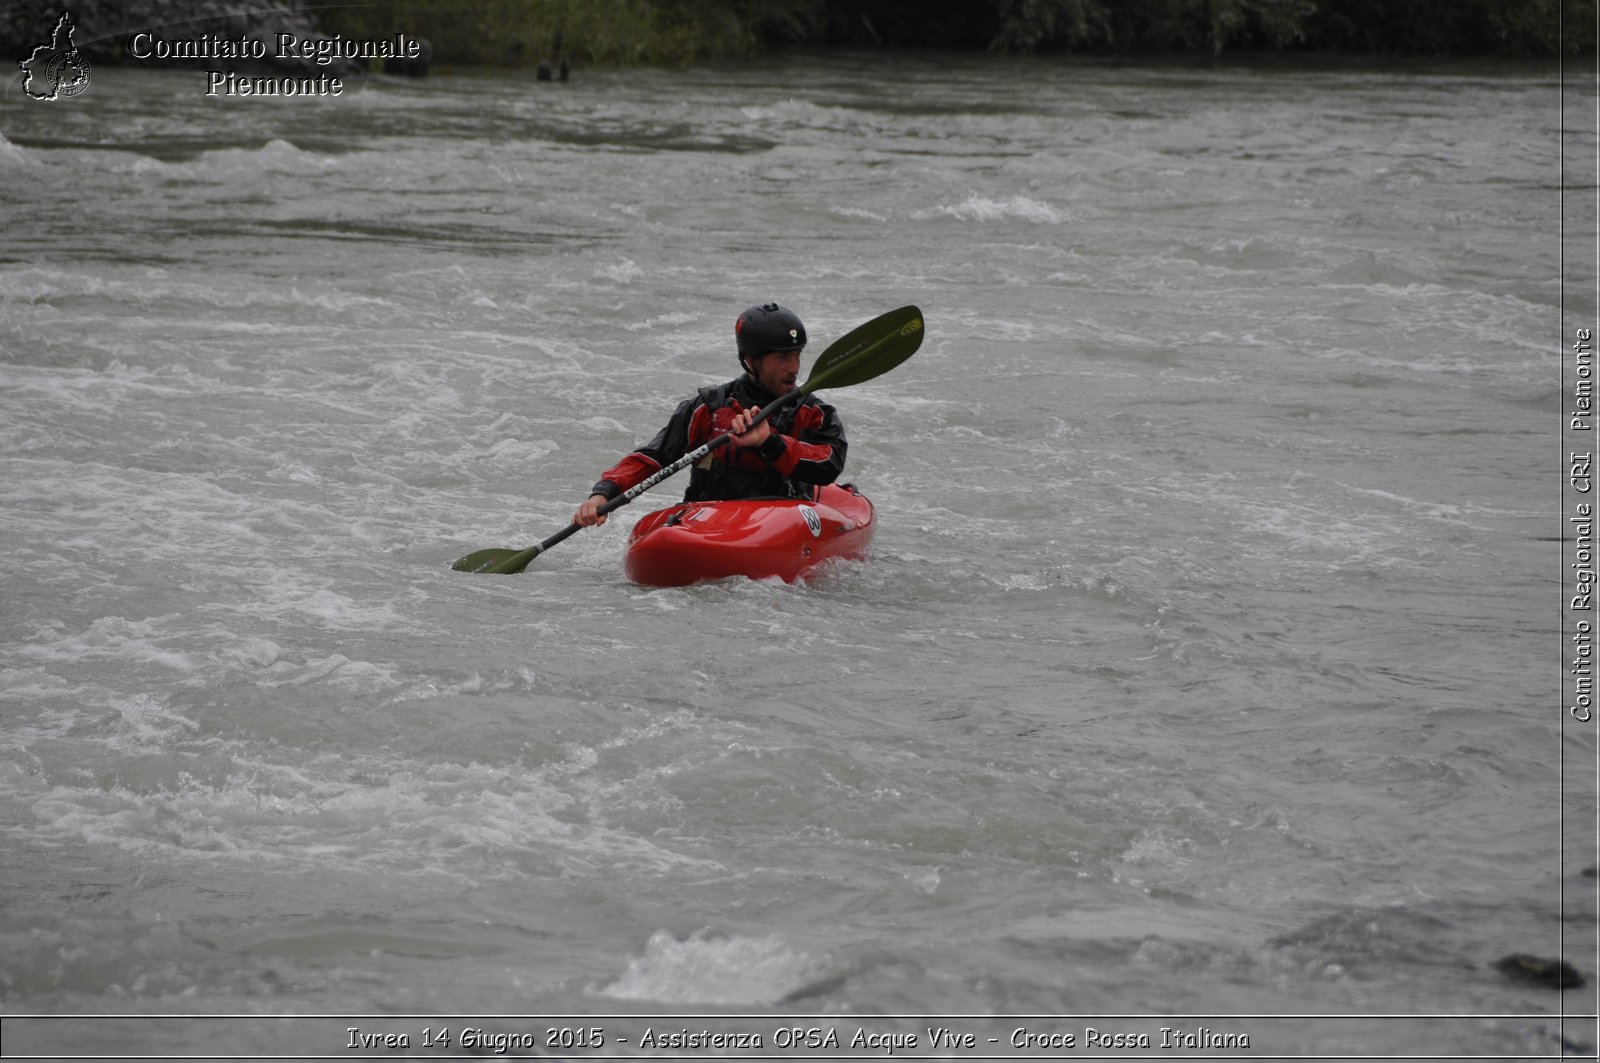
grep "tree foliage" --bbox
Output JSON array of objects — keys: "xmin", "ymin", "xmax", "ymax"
[{"xmin": 317, "ymin": 0, "xmax": 1591, "ymax": 64}]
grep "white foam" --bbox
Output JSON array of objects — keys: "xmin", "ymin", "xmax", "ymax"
[
  {"xmin": 915, "ymin": 192, "xmax": 1067, "ymax": 225},
  {"xmin": 596, "ymin": 259, "xmax": 642, "ymax": 284},
  {"xmin": 1120, "ymin": 828, "xmax": 1196, "ymax": 865},
  {"xmin": 598, "ymin": 930, "xmax": 820, "ymax": 1004},
  {"xmin": 739, "ymin": 98, "xmax": 858, "ymax": 127},
  {"xmin": 259, "ymin": 654, "xmax": 402, "ymax": 693},
  {"xmin": 1336, "ymin": 485, "xmax": 1476, "ymax": 526},
  {"xmin": 905, "ymin": 866, "xmax": 942, "ymax": 895},
  {"xmin": 194, "ymin": 138, "xmax": 339, "ymax": 177},
  {"xmin": 285, "ymin": 286, "xmax": 400, "ymax": 315},
  {"xmin": 253, "ymin": 584, "xmax": 407, "ymax": 632},
  {"xmin": 830, "ymin": 205, "xmax": 886, "ymax": 222},
  {"xmin": 624, "ymin": 311, "xmax": 698, "ymax": 331},
  {"xmin": 14, "ymin": 615, "xmax": 198, "ymax": 675},
  {"xmin": 213, "ymin": 638, "xmax": 284, "ymax": 670},
  {"xmin": 0, "ymin": 130, "xmax": 37, "ymax": 166},
  {"xmin": 485, "ymin": 437, "xmax": 560, "ymax": 464}
]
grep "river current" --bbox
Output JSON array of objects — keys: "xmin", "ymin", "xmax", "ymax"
[{"xmin": 0, "ymin": 52, "xmax": 1593, "ymax": 1059}]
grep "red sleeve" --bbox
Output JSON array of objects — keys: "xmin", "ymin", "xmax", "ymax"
[
  {"xmin": 596, "ymin": 452, "xmax": 663, "ymax": 493},
  {"xmin": 590, "ymin": 396, "xmax": 708, "ymax": 498},
  {"xmin": 767, "ymin": 434, "xmax": 837, "ymax": 477},
  {"xmin": 760, "ymin": 401, "xmax": 845, "ymax": 483}
]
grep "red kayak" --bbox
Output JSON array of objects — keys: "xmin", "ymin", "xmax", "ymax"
[{"xmin": 624, "ymin": 483, "xmax": 875, "ymax": 587}]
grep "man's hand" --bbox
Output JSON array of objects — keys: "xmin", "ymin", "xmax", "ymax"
[
  {"xmin": 574, "ymin": 493, "xmax": 610, "ymax": 527},
  {"xmin": 725, "ymin": 402, "xmax": 770, "ymax": 448}
]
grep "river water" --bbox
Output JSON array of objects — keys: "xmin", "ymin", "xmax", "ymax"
[{"xmin": 0, "ymin": 52, "xmax": 1593, "ymax": 1059}]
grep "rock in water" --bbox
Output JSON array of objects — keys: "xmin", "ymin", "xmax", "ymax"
[{"xmin": 1494, "ymin": 954, "xmax": 1584, "ymax": 990}]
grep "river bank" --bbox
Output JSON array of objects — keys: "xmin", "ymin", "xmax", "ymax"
[
  {"xmin": 318, "ymin": 0, "xmax": 1591, "ymax": 63},
  {"xmin": 4, "ymin": 0, "xmax": 1588, "ymax": 84}
]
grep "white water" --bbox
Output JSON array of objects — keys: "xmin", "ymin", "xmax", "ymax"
[{"xmin": 0, "ymin": 54, "xmax": 1592, "ymax": 1058}]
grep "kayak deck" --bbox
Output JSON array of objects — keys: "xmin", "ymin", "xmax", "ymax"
[{"xmin": 624, "ymin": 483, "xmax": 875, "ymax": 587}]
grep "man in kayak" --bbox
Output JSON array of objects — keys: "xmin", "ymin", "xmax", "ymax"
[{"xmin": 573, "ymin": 303, "xmax": 847, "ymax": 527}]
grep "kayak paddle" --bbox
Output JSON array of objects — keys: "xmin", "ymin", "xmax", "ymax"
[{"xmin": 452, "ymin": 304, "xmax": 924, "ymax": 574}]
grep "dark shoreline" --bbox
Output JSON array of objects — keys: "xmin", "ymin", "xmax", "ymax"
[{"xmin": 4, "ymin": 0, "xmax": 1589, "ymax": 84}]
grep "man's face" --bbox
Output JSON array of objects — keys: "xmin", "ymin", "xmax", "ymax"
[{"xmin": 751, "ymin": 348, "xmax": 802, "ymax": 395}]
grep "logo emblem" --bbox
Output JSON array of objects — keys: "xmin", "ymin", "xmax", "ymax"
[
  {"xmin": 19, "ymin": 12, "xmax": 91, "ymax": 101},
  {"xmin": 799, "ymin": 505, "xmax": 822, "ymax": 538},
  {"xmin": 789, "ymin": 328, "xmax": 798, "ymax": 340}
]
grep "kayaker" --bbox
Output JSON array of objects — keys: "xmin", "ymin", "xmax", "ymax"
[{"xmin": 573, "ymin": 303, "xmax": 847, "ymax": 527}]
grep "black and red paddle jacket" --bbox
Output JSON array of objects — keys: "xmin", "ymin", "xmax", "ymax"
[{"xmin": 590, "ymin": 374, "xmax": 847, "ymax": 503}]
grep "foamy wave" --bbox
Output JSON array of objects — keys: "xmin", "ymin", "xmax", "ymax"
[
  {"xmin": 287, "ymin": 285, "xmax": 400, "ymax": 314},
  {"xmin": 0, "ymin": 266, "xmax": 398, "ymax": 324},
  {"xmin": 9, "ymin": 730, "xmax": 732, "ymax": 881},
  {"xmin": 916, "ymin": 193, "xmax": 1066, "ymax": 225},
  {"xmin": 830, "ymin": 205, "xmax": 886, "ymax": 222},
  {"xmin": 253, "ymin": 584, "xmax": 408, "ymax": 631},
  {"xmin": 107, "ymin": 138, "xmax": 339, "ymax": 181},
  {"xmin": 1120, "ymin": 827, "xmax": 1196, "ymax": 865},
  {"xmin": 192, "ymin": 138, "xmax": 339, "ymax": 177},
  {"xmin": 624, "ymin": 311, "xmax": 699, "ymax": 332},
  {"xmin": 598, "ymin": 930, "xmax": 822, "ymax": 1004},
  {"xmin": 1336, "ymin": 485, "xmax": 1477, "ymax": 526},
  {"xmin": 739, "ymin": 98, "xmax": 859, "ymax": 128},
  {"xmin": 259, "ymin": 653, "xmax": 403, "ymax": 693},
  {"xmin": 0, "ymin": 130, "xmax": 36, "ymax": 167},
  {"xmin": 14, "ymin": 615, "xmax": 198, "ymax": 674},
  {"xmin": 485, "ymin": 437, "xmax": 560, "ymax": 464},
  {"xmin": 596, "ymin": 259, "xmax": 642, "ymax": 284}
]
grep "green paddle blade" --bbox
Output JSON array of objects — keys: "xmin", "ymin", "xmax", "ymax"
[
  {"xmin": 452, "ymin": 546, "xmax": 534, "ymax": 573},
  {"xmin": 452, "ymin": 548, "xmax": 517, "ymax": 573},
  {"xmin": 801, "ymin": 304, "xmax": 923, "ymax": 393}
]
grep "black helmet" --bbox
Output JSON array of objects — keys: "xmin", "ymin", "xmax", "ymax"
[{"xmin": 735, "ymin": 303, "xmax": 806, "ymax": 369}]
